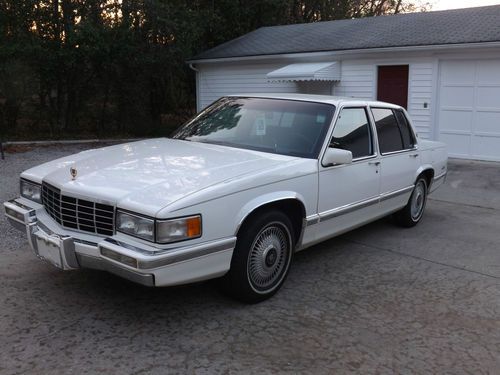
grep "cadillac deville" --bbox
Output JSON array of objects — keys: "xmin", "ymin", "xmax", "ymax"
[{"xmin": 4, "ymin": 94, "xmax": 447, "ymax": 302}]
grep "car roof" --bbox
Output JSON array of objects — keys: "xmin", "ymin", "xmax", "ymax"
[{"xmin": 225, "ymin": 93, "xmax": 403, "ymax": 109}]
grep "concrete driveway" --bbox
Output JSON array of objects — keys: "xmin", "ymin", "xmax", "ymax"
[{"xmin": 1, "ymin": 145, "xmax": 499, "ymax": 374}]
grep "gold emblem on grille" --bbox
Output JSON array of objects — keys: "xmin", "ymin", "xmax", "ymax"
[{"xmin": 70, "ymin": 167, "xmax": 77, "ymax": 180}]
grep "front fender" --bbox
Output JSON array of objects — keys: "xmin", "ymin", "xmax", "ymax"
[{"xmin": 234, "ymin": 191, "xmax": 307, "ymax": 235}]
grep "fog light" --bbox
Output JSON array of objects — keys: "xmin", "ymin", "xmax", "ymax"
[
  {"xmin": 100, "ymin": 247, "xmax": 138, "ymax": 268},
  {"xmin": 5, "ymin": 206, "xmax": 25, "ymax": 222}
]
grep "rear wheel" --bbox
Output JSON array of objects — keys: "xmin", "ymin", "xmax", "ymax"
[
  {"xmin": 393, "ymin": 177, "xmax": 428, "ymax": 227},
  {"xmin": 221, "ymin": 210, "xmax": 294, "ymax": 303}
]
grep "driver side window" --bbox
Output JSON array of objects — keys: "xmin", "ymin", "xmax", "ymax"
[{"xmin": 330, "ymin": 107, "xmax": 373, "ymax": 159}]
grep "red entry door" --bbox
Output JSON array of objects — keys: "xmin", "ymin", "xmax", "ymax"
[{"xmin": 377, "ymin": 65, "xmax": 409, "ymax": 109}]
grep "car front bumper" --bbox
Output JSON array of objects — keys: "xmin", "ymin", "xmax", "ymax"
[{"xmin": 4, "ymin": 198, "xmax": 235, "ymax": 287}]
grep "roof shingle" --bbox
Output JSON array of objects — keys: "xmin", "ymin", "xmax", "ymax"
[{"xmin": 191, "ymin": 5, "xmax": 500, "ymax": 61}]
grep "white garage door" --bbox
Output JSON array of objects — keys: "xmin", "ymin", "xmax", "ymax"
[{"xmin": 438, "ymin": 60, "xmax": 500, "ymax": 161}]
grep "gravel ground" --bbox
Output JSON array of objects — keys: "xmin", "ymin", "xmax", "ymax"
[{"xmin": 0, "ymin": 144, "xmax": 499, "ymax": 374}]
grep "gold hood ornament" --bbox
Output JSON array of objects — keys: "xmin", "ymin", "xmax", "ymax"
[{"xmin": 70, "ymin": 166, "xmax": 77, "ymax": 180}]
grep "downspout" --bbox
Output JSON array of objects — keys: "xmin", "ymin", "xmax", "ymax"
[{"xmin": 188, "ymin": 63, "xmax": 201, "ymax": 111}]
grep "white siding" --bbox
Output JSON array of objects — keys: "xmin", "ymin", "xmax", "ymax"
[
  {"xmin": 332, "ymin": 61, "xmax": 375, "ymax": 99},
  {"xmin": 197, "ymin": 63, "xmax": 298, "ymax": 110},
  {"xmin": 331, "ymin": 59, "xmax": 435, "ymax": 139},
  {"xmin": 195, "ymin": 48, "xmax": 500, "ymax": 160},
  {"xmin": 408, "ymin": 61, "xmax": 434, "ymax": 139},
  {"xmin": 196, "ymin": 55, "xmax": 437, "ymax": 141}
]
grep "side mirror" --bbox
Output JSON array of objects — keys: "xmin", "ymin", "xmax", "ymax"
[{"xmin": 322, "ymin": 148, "xmax": 353, "ymax": 167}]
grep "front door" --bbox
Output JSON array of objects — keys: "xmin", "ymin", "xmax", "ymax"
[
  {"xmin": 377, "ymin": 65, "xmax": 409, "ymax": 109},
  {"xmin": 316, "ymin": 107, "xmax": 380, "ymax": 243}
]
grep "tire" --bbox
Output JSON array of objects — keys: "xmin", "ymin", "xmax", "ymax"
[
  {"xmin": 393, "ymin": 177, "xmax": 428, "ymax": 228},
  {"xmin": 221, "ymin": 210, "xmax": 295, "ymax": 303}
]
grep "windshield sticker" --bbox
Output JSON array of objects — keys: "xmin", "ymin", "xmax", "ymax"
[
  {"xmin": 256, "ymin": 116, "xmax": 266, "ymax": 136},
  {"xmin": 316, "ymin": 114, "xmax": 326, "ymax": 123}
]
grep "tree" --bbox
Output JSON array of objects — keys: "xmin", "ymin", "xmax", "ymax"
[{"xmin": 0, "ymin": 0, "xmax": 432, "ymax": 139}]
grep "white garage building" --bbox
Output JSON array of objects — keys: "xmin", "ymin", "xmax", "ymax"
[{"xmin": 188, "ymin": 5, "xmax": 500, "ymax": 161}]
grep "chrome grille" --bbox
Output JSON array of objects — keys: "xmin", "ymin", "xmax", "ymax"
[{"xmin": 41, "ymin": 182, "xmax": 114, "ymax": 236}]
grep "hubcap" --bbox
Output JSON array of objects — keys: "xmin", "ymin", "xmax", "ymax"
[
  {"xmin": 247, "ymin": 223, "xmax": 291, "ymax": 292},
  {"xmin": 411, "ymin": 181, "xmax": 426, "ymax": 220}
]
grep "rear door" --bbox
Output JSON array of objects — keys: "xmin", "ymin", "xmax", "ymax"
[{"xmin": 370, "ymin": 107, "xmax": 419, "ymax": 209}]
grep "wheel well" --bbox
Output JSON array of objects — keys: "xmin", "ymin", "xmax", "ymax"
[
  {"xmin": 419, "ymin": 169, "xmax": 434, "ymax": 187},
  {"xmin": 238, "ymin": 199, "xmax": 305, "ymax": 243}
]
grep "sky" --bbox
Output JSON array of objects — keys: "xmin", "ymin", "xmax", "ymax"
[{"xmin": 432, "ymin": 0, "xmax": 500, "ymax": 10}]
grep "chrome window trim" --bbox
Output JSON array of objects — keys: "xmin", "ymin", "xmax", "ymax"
[
  {"xmin": 370, "ymin": 106, "xmax": 420, "ymax": 156},
  {"xmin": 319, "ymin": 105, "xmax": 379, "ymax": 170},
  {"xmin": 380, "ymin": 146, "xmax": 419, "ymax": 157}
]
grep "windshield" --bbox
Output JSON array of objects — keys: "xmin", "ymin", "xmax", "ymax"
[{"xmin": 171, "ymin": 97, "xmax": 335, "ymax": 158}]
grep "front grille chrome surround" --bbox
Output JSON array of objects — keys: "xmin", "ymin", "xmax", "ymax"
[{"xmin": 41, "ymin": 182, "xmax": 114, "ymax": 236}]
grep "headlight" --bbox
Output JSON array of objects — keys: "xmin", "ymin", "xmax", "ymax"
[
  {"xmin": 20, "ymin": 179, "xmax": 42, "ymax": 203},
  {"xmin": 156, "ymin": 215, "xmax": 202, "ymax": 244},
  {"xmin": 116, "ymin": 211, "xmax": 155, "ymax": 241},
  {"xmin": 116, "ymin": 210, "xmax": 202, "ymax": 244}
]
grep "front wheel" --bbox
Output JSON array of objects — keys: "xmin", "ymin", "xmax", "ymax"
[
  {"xmin": 221, "ymin": 210, "xmax": 294, "ymax": 303},
  {"xmin": 393, "ymin": 177, "xmax": 428, "ymax": 227}
]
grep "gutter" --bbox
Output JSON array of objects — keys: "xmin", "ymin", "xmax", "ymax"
[{"xmin": 186, "ymin": 41, "xmax": 500, "ymax": 64}]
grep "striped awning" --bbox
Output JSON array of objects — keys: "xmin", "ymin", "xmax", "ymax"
[{"xmin": 267, "ymin": 62, "xmax": 341, "ymax": 82}]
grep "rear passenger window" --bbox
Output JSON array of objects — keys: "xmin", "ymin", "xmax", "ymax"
[
  {"xmin": 394, "ymin": 110, "xmax": 415, "ymax": 149},
  {"xmin": 371, "ymin": 108, "xmax": 404, "ymax": 154},
  {"xmin": 330, "ymin": 108, "xmax": 373, "ymax": 159}
]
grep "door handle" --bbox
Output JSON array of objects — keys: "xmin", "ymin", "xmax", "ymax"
[
  {"xmin": 409, "ymin": 153, "xmax": 419, "ymax": 158},
  {"xmin": 368, "ymin": 161, "xmax": 380, "ymax": 166}
]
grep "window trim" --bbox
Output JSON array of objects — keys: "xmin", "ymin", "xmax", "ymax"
[
  {"xmin": 172, "ymin": 96, "xmax": 336, "ymax": 160},
  {"xmin": 394, "ymin": 108, "xmax": 417, "ymax": 150},
  {"xmin": 326, "ymin": 106, "xmax": 377, "ymax": 164},
  {"xmin": 370, "ymin": 106, "xmax": 418, "ymax": 156}
]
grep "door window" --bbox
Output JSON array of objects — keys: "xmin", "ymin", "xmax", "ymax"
[
  {"xmin": 371, "ymin": 108, "xmax": 404, "ymax": 154},
  {"xmin": 330, "ymin": 108, "xmax": 373, "ymax": 159},
  {"xmin": 394, "ymin": 110, "xmax": 416, "ymax": 149}
]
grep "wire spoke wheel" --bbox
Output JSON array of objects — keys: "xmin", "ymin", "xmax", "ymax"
[
  {"xmin": 247, "ymin": 222, "xmax": 291, "ymax": 293},
  {"xmin": 410, "ymin": 180, "xmax": 426, "ymax": 221}
]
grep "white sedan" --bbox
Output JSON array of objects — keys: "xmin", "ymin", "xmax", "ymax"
[{"xmin": 4, "ymin": 94, "xmax": 447, "ymax": 302}]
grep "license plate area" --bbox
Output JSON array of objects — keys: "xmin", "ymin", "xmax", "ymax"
[
  {"xmin": 32, "ymin": 228, "xmax": 78, "ymax": 270},
  {"xmin": 35, "ymin": 232, "xmax": 64, "ymax": 269}
]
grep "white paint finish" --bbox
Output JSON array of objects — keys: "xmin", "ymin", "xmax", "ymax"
[
  {"xmin": 476, "ymin": 86, "xmax": 500, "ymax": 108},
  {"xmin": 440, "ymin": 86, "xmax": 475, "ymax": 108},
  {"xmin": 8, "ymin": 95, "xmax": 448, "ymax": 288},
  {"xmin": 439, "ymin": 133, "xmax": 470, "ymax": 157},
  {"xmin": 21, "ymin": 138, "xmax": 299, "ymax": 217},
  {"xmin": 439, "ymin": 110, "xmax": 473, "ymax": 132},
  {"xmin": 471, "ymin": 134, "xmax": 500, "ymax": 159},
  {"xmin": 440, "ymin": 60, "xmax": 475, "ymax": 84},
  {"xmin": 477, "ymin": 60, "xmax": 500, "ymax": 84},
  {"xmin": 379, "ymin": 152, "xmax": 420, "ymax": 196},
  {"xmin": 438, "ymin": 59, "xmax": 500, "ymax": 161},
  {"xmin": 197, "ymin": 63, "xmax": 297, "ymax": 110},
  {"xmin": 318, "ymin": 161, "xmax": 380, "ymax": 217},
  {"xmin": 332, "ymin": 60, "xmax": 375, "ymax": 100},
  {"xmin": 475, "ymin": 111, "xmax": 500, "ymax": 134}
]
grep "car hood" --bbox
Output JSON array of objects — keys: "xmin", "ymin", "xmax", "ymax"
[{"xmin": 22, "ymin": 138, "xmax": 299, "ymax": 216}]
